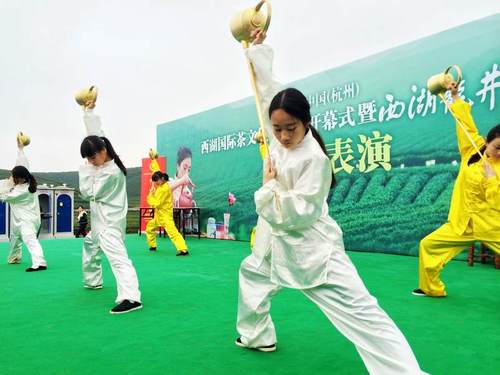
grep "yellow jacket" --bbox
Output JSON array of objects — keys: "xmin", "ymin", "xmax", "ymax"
[
  {"xmin": 448, "ymin": 99, "xmax": 500, "ymax": 241},
  {"xmin": 147, "ymin": 183, "xmax": 174, "ymax": 222}
]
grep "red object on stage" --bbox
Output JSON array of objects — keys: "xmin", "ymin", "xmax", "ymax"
[{"xmin": 140, "ymin": 156, "xmax": 166, "ymax": 232}]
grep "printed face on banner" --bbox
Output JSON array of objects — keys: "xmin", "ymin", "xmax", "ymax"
[
  {"xmin": 173, "ymin": 147, "xmax": 196, "ymax": 208},
  {"xmin": 177, "ymin": 157, "xmax": 192, "ymax": 177}
]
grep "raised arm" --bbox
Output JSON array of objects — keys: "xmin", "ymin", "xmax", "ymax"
[
  {"xmin": 245, "ymin": 30, "xmax": 282, "ymax": 148},
  {"xmin": 450, "ymin": 99, "xmax": 485, "ymax": 160},
  {"xmin": 15, "ymin": 147, "xmax": 29, "ymax": 169},
  {"xmin": 83, "ymin": 107, "xmax": 105, "ymax": 137}
]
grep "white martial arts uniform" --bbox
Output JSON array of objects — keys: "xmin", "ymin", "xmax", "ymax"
[
  {"xmin": 0, "ymin": 149, "xmax": 46, "ymax": 268},
  {"xmin": 236, "ymin": 44, "xmax": 426, "ymax": 375},
  {"xmin": 79, "ymin": 109, "xmax": 141, "ymax": 303}
]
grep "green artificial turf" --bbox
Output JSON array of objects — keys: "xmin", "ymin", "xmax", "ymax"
[{"xmin": 0, "ymin": 235, "xmax": 498, "ymax": 374}]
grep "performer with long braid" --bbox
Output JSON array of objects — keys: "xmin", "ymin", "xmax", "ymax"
[
  {"xmin": 235, "ymin": 29, "xmax": 427, "ymax": 375},
  {"xmin": 78, "ymin": 95, "xmax": 142, "ymax": 314},
  {"xmin": 0, "ymin": 137, "xmax": 47, "ymax": 272}
]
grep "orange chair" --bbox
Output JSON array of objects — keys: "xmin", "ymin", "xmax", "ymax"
[{"xmin": 467, "ymin": 243, "xmax": 500, "ymax": 269}]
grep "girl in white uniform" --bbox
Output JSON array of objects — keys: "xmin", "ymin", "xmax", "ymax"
[
  {"xmin": 235, "ymin": 30, "xmax": 427, "ymax": 375},
  {"xmin": 79, "ymin": 101, "xmax": 142, "ymax": 314},
  {"xmin": 0, "ymin": 141, "xmax": 47, "ymax": 272}
]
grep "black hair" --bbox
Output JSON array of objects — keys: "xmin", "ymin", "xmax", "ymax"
[
  {"xmin": 11, "ymin": 166, "xmax": 37, "ymax": 193},
  {"xmin": 177, "ymin": 146, "xmax": 192, "ymax": 166},
  {"xmin": 269, "ymin": 87, "xmax": 336, "ymax": 188},
  {"xmin": 468, "ymin": 124, "xmax": 500, "ymax": 165},
  {"xmin": 152, "ymin": 171, "xmax": 169, "ymax": 182},
  {"xmin": 80, "ymin": 135, "xmax": 127, "ymax": 176}
]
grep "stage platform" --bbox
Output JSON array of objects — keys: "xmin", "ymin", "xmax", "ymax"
[{"xmin": 0, "ymin": 235, "xmax": 498, "ymax": 374}]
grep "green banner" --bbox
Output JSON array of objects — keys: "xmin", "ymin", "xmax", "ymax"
[{"xmin": 157, "ymin": 14, "xmax": 500, "ymax": 255}]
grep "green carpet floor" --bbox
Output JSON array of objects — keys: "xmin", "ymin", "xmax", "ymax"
[{"xmin": 0, "ymin": 235, "xmax": 498, "ymax": 375}]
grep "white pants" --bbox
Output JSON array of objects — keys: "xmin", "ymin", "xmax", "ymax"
[
  {"xmin": 237, "ymin": 249, "xmax": 426, "ymax": 375},
  {"xmin": 8, "ymin": 227, "xmax": 46, "ymax": 268},
  {"xmin": 83, "ymin": 229, "xmax": 141, "ymax": 303}
]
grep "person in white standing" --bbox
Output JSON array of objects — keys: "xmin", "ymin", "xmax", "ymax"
[
  {"xmin": 235, "ymin": 29, "xmax": 427, "ymax": 375},
  {"xmin": 0, "ymin": 138, "xmax": 47, "ymax": 272},
  {"xmin": 78, "ymin": 98, "xmax": 142, "ymax": 314}
]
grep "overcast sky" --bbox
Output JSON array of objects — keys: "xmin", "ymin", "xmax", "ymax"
[{"xmin": 1, "ymin": 0, "xmax": 499, "ymax": 171}]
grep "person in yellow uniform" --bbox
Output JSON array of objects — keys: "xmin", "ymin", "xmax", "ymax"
[
  {"xmin": 146, "ymin": 170, "xmax": 191, "ymax": 256},
  {"xmin": 413, "ymin": 82, "xmax": 500, "ymax": 297}
]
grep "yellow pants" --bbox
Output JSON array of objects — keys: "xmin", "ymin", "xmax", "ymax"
[
  {"xmin": 419, "ymin": 223, "xmax": 500, "ymax": 296},
  {"xmin": 146, "ymin": 217, "xmax": 187, "ymax": 252}
]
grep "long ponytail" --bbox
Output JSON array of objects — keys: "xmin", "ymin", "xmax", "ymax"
[
  {"xmin": 467, "ymin": 145, "xmax": 487, "ymax": 166},
  {"xmin": 81, "ymin": 135, "xmax": 127, "ymax": 176},
  {"xmin": 308, "ymin": 126, "xmax": 336, "ymax": 188},
  {"xmin": 28, "ymin": 174, "xmax": 37, "ymax": 193},
  {"xmin": 101, "ymin": 137, "xmax": 127, "ymax": 176},
  {"xmin": 11, "ymin": 166, "xmax": 37, "ymax": 193}
]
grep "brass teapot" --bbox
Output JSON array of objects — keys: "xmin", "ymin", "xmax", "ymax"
[
  {"xmin": 427, "ymin": 65, "xmax": 462, "ymax": 95},
  {"xmin": 149, "ymin": 148, "xmax": 159, "ymax": 159},
  {"xmin": 230, "ymin": 0, "xmax": 272, "ymax": 43},
  {"xmin": 253, "ymin": 129, "xmax": 265, "ymax": 144},
  {"xmin": 17, "ymin": 131, "xmax": 30, "ymax": 146},
  {"xmin": 75, "ymin": 85, "xmax": 98, "ymax": 107}
]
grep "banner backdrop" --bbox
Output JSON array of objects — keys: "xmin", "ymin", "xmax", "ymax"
[{"xmin": 157, "ymin": 14, "xmax": 500, "ymax": 256}]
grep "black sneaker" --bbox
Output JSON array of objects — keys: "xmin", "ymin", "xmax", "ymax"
[
  {"xmin": 235, "ymin": 337, "xmax": 276, "ymax": 352},
  {"xmin": 412, "ymin": 288, "xmax": 426, "ymax": 296},
  {"xmin": 149, "ymin": 247, "xmax": 157, "ymax": 252},
  {"xmin": 176, "ymin": 251, "xmax": 189, "ymax": 256},
  {"xmin": 110, "ymin": 300, "xmax": 143, "ymax": 314},
  {"xmin": 26, "ymin": 266, "xmax": 47, "ymax": 272},
  {"xmin": 412, "ymin": 288, "xmax": 446, "ymax": 298}
]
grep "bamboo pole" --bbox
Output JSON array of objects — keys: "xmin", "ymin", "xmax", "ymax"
[
  {"xmin": 241, "ymin": 40, "xmax": 271, "ymax": 163},
  {"xmin": 438, "ymin": 93, "xmax": 488, "ymax": 164}
]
